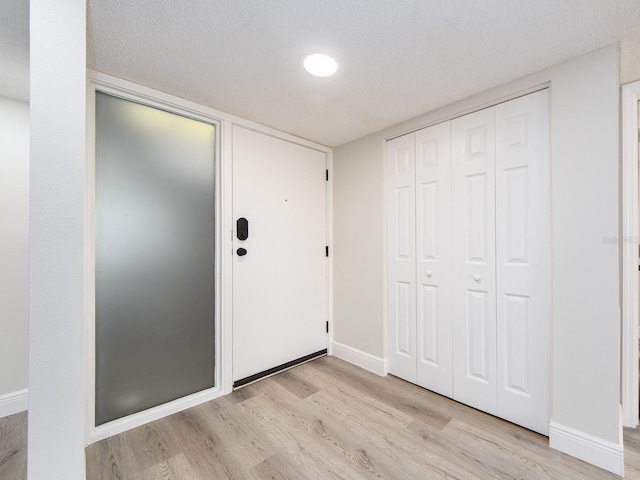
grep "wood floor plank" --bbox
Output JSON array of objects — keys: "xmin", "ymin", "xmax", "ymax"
[
  {"xmin": 252, "ymin": 453, "xmax": 308, "ymax": 480},
  {"xmin": 271, "ymin": 367, "xmax": 321, "ymax": 399},
  {"xmin": 238, "ymin": 389, "xmax": 371, "ymax": 480},
  {"xmin": 8, "ymin": 356, "xmax": 640, "ymax": 479},
  {"xmin": 300, "ymin": 359, "xmax": 442, "ymax": 430},
  {"xmin": 304, "ymin": 357, "xmax": 455, "ymax": 429},
  {"xmin": 0, "ymin": 412, "xmax": 27, "ymax": 480},
  {"xmin": 132, "ymin": 452, "xmax": 202, "ymax": 480},
  {"xmin": 122, "ymin": 419, "xmax": 183, "ymax": 473},
  {"xmin": 251, "ymin": 372, "xmax": 469, "ymax": 480},
  {"xmin": 85, "ymin": 432, "xmax": 138, "ymax": 480},
  {"xmin": 441, "ymin": 417, "xmax": 617, "ymax": 480},
  {"xmin": 250, "ymin": 377, "xmax": 417, "ymax": 480},
  {"xmin": 306, "ymin": 385, "xmax": 484, "ymax": 480},
  {"xmin": 0, "ymin": 412, "xmax": 27, "ymax": 452},
  {"xmin": 176, "ymin": 401, "xmax": 276, "ymax": 474}
]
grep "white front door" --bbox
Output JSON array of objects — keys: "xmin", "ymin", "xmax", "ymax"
[{"xmin": 232, "ymin": 126, "xmax": 328, "ymax": 384}]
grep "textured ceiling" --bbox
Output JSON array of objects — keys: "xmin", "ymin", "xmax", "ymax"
[
  {"xmin": 87, "ymin": 0, "xmax": 640, "ymax": 146},
  {"xmin": 4, "ymin": 2, "xmax": 640, "ymax": 145},
  {"xmin": 0, "ymin": 0, "xmax": 29, "ymax": 102}
]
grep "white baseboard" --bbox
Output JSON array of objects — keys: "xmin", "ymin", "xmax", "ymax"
[
  {"xmin": 89, "ymin": 386, "xmax": 225, "ymax": 444},
  {"xmin": 0, "ymin": 389, "xmax": 28, "ymax": 417},
  {"xmin": 330, "ymin": 341, "xmax": 387, "ymax": 376},
  {"xmin": 549, "ymin": 421, "xmax": 624, "ymax": 476}
]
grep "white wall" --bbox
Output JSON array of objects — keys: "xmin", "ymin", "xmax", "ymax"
[
  {"xmin": 620, "ymin": 39, "xmax": 640, "ymax": 84},
  {"xmin": 0, "ymin": 96, "xmax": 29, "ymax": 417},
  {"xmin": 333, "ymin": 136, "xmax": 385, "ymax": 358},
  {"xmin": 333, "ymin": 45, "xmax": 621, "ymax": 474},
  {"xmin": 29, "ymin": 1, "xmax": 87, "ymax": 479}
]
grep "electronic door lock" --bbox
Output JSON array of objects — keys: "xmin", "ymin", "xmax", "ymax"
[{"xmin": 236, "ymin": 217, "xmax": 249, "ymax": 240}]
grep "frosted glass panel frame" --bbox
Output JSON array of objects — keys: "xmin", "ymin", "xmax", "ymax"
[{"xmin": 95, "ymin": 92, "xmax": 216, "ymax": 425}]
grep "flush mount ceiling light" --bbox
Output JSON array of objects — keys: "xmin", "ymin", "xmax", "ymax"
[{"xmin": 302, "ymin": 53, "xmax": 338, "ymax": 77}]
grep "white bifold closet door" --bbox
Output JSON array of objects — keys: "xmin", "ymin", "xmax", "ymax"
[
  {"xmin": 415, "ymin": 124, "xmax": 453, "ymax": 397},
  {"xmin": 452, "ymin": 90, "xmax": 550, "ymax": 434},
  {"xmin": 494, "ymin": 92, "xmax": 550, "ymax": 434},
  {"xmin": 387, "ymin": 89, "xmax": 550, "ymax": 435},
  {"xmin": 451, "ymin": 106, "xmax": 498, "ymax": 414},
  {"xmin": 386, "ymin": 133, "xmax": 417, "ymax": 383},
  {"xmin": 386, "ymin": 122, "xmax": 453, "ymax": 397}
]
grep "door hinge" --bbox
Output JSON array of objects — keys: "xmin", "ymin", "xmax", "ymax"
[
  {"xmin": 325, "ymin": 246, "xmax": 329, "ymax": 257},
  {"xmin": 326, "ymin": 321, "xmax": 329, "ymax": 333},
  {"xmin": 326, "ymin": 169, "xmax": 329, "ymax": 181}
]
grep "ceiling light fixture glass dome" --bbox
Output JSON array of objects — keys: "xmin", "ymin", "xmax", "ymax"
[{"xmin": 302, "ymin": 53, "xmax": 338, "ymax": 77}]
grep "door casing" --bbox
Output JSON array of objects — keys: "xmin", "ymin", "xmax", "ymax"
[
  {"xmin": 85, "ymin": 71, "xmax": 334, "ymax": 444},
  {"xmin": 621, "ymin": 79, "xmax": 640, "ymax": 428}
]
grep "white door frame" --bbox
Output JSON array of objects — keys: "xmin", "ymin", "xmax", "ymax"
[
  {"xmin": 85, "ymin": 70, "xmax": 334, "ymax": 443},
  {"xmin": 85, "ymin": 72, "xmax": 226, "ymax": 443},
  {"xmin": 621, "ymin": 79, "xmax": 640, "ymax": 428}
]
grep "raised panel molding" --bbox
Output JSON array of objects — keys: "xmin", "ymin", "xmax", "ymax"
[
  {"xmin": 419, "ymin": 139, "xmax": 439, "ymax": 168},
  {"xmin": 419, "ymin": 285, "xmax": 438, "ymax": 365},
  {"xmin": 503, "ymin": 114, "xmax": 528, "ymax": 149},
  {"xmin": 467, "ymin": 173, "xmax": 487, "ymax": 262},
  {"xmin": 467, "ymin": 126, "xmax": 487, "ymax": 157},
  {"xmin": 395, "ymin": 186, "xmax": 411, "ymax": 259},
  {"xmin": 419, "ymin": 181, "xmax": 438, "ymax": 260},
  {"xmin": 504, "ymin": 294, "xmax": 530, "ymax": 395},
  {"xmin": 467, "ymin": 290, "xmax": 488, "ymax": 381},
  {"xmin": 504, "ymin": 166, "xmax": 529, "ymax": 264},
  {"xmin": 396, "ymin": 282, "xmax": 412, "ymax": 356},
  {"xmin": 395, "ymin": 148, "xmax": 411, "ymax": 174}
]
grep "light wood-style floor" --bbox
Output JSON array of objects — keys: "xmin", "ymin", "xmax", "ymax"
[
  {"xmin": 0, "ymin": 411, "xmax": 26, "ymax": 480},
  {"xmin": 4, "ymin": 356, "xmax": 640, "ymax": 479}
]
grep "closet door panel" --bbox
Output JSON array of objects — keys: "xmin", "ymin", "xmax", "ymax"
[
  {"xmin": 452, "ymin": 108, "xmax": 497, "ymax": 414},
  {"xmin": 415, "ymin": 122, "xmax": 453, "ymax": 397},
  {"xmin": 386, "ymin": 133, "xmax": 417, "ymax": 383},
  {"xmin": 495, "ymin": 90, "xmax": 550, "ymax": 435}
]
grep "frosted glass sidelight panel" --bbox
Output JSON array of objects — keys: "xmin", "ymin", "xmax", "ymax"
[{"xmin": 95, "ymin": 92, "xmax": 215, "ymax": 426}]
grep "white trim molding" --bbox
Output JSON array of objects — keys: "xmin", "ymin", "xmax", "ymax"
[
  {"xmin": 0, "ymin": 389, "xmax": 28, "ymax": 418},
  {"xmin": 85, "ymin": 71, "xmax": 227, "ymax": 445},
  {"xmin": 549, "ymin": 421, "xmax": 624, "ymax": 476},
  {"xmin": 331, "ymin": 341, "xmax": 387, "ymax": 376},
  {"xmin": 85, "ymin": 70, "xmax": 334, "ymax": 444},
  {"xmin": 90, "ymin": 387, "xmax": 225, "ymax": 443},
  {"xmin": 621, "ymin": 79, "xmax": 640, "ymax": 428}
]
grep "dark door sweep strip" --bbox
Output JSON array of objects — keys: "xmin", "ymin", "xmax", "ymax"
[{"xmin": 233, "ymin": 349, "xmax": 327, "ymax": 388}]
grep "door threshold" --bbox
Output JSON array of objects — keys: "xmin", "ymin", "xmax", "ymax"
[{"xmin": 233, "ymin": 349, "xmax": 327, "ymax": 389}]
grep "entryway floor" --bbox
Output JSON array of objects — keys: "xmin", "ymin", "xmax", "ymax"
[{"xmin": 3, "ymin": 356, "xmax": 640, "ymax": 479}]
